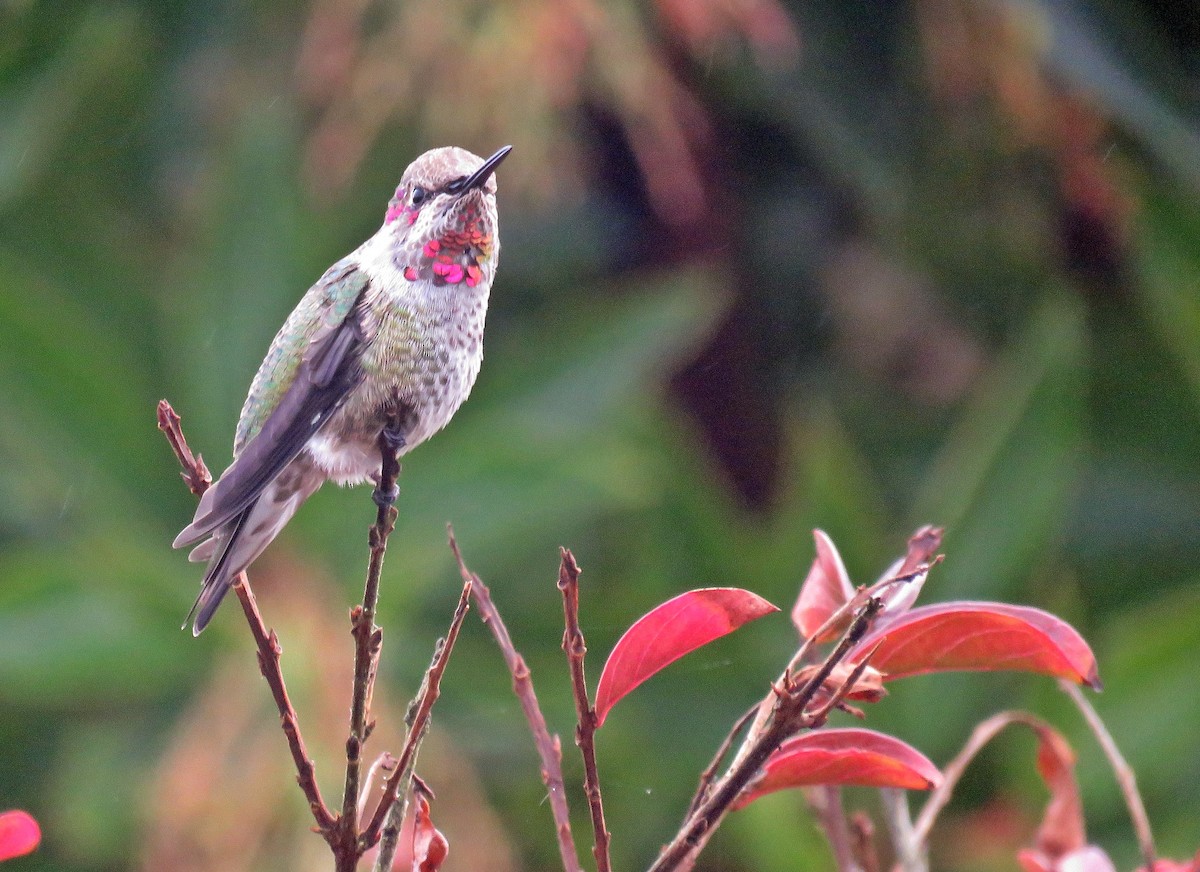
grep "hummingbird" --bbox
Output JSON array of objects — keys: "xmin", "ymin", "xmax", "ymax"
[{"xmin": 174, "ymin": 144, "xmax": 511, "ymax": 635}]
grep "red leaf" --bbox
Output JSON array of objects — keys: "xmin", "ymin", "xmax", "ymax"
[
  {"xmin": 1028, "ymin": 722, "xmax": 1086, "ymax": 861},
  {"xmin": 594, "ymin": 588, "xmax": 779, "ymax": 727},
  {"xmin": 410, "ymin": 794, "xmax": 448, "ymax": 872},
  {"xmin": 851, "ymin": 602, "xmax": 1101, "ymax": 689},
  {"xmin": 0, "ymin": 810, "xmax": 40, "ymax": 862},
  {"xmin": 792, "ymin": 530, "xmax": 854, "ymax": 641},
  {"xmin": 733, "ymin": 728, "xmax": 941, "ymax": 809}
]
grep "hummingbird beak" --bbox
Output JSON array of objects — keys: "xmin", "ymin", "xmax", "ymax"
[{"xmin": 460, "ymin": 145, "xmax": 512, "ymax": 194}]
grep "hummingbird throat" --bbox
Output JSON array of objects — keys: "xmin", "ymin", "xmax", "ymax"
[{"xmin": 402, "ymin": 207, "xmax": 494, "ymax": 288}]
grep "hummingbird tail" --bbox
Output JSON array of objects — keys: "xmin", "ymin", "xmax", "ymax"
[
  {"xmin": 189, "ymin": 573, "xmax": 234, "ymax": 636},
  {"xmin": 185, "ymin": 508, "xmax": 251, "ymax": 635},
  {"xmin": 186, "ymin": 464, "xmax": 323, "ymax": 635},
  {"xmin": 187, "ymin": 538, "xmax": 217, "ymax": 563}
]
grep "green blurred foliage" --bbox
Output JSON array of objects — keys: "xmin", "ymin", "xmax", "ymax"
[{"xmin": 1, "ymin": 0, "xmax": 1198, "ymax": 870}]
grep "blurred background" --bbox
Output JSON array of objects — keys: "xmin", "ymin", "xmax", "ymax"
[{"xmin": 2, "ymin": 0, "xmax": 1198, "ymax": 869}]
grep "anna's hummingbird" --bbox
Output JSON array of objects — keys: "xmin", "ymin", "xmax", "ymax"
[{"xmin": 174, "ymin": 145, "xmax": 511, "ymax": 635}]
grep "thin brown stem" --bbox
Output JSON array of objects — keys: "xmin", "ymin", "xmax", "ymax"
[
  {"xmin": 812, "ymin": 785, "xmax": 861, "ymax": 872},
  {"xmin": 783, "ymin": 588, "xmax": 872, "ymax": 677},
  {"xmin": 1059, "ymin": 679, "xmax": 1157, "ymax": 872},
  {"xmin": 728, "ymin": 586, "xmax": 874, "ymax": 784},
  {"xmin": 365, "ymin": 579, "xmax": 473, "ymax": 867},
  {"xmin": 686, "ymin": 704, "xmax": 758, "ymax": 818},
  {"xmin": 719, "ymin": 547, "xmax": 927, "ymax": 827},
  {"xmin": 337, "ymin": 413, "xmax": 404, "ymax": 872},
  {"xmin": 849, "ymin": 811, "xmax": 880, "ymax": 872},
  {"xmin": 236, "ymin": 574, "xmax": 338, "ymax": 832},
  {"xmin": 158, "ymin": 400, "xmax": 335, "ymax": 833},
  {"xmin": 157, "ymin": 400, "xmax": 211, "ymax": 496},
  {"xmin": 777, "ymin": 529, "xmax": 941, "ymax": 683},
  {"xmin": 804, "ymin": 641, "xmax": 883, "ymax": 728},
  {"xmin": 881, "ymin": 788, "xmax": 924, "ymax": 872},
  {"xmin": 359, "ymin": 753, "xmax": 398, "ymax": 818},
  {"xmin": 912, "ymin": 710, "xmax": 1051, "ymax": 846},
  {"xmin": 340, "ymin": 514, "xmax": 392, "ymax": 841},
  {"xmin": 558, "ymin": 549, "xmax": 612, "ymax": 872},
  {"xmin": 449, "ymin": 529, "xmax": 584, "ymax": 872}
]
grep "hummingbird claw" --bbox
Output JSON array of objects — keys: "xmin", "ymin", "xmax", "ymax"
[
  {"xmin": 372, "ymin": 482, "xmax": 400, "ymax": 509},
  {"xmin": 381, "ymin": 423, "xmax": 406, "ymax": 453}
]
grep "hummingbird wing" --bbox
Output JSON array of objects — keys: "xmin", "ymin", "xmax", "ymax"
[{"xmin": 174, "ymin": 264, "xmax": 372, "ymax": 547}]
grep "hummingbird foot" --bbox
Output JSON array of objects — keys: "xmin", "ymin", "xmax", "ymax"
[
  {"xmin": 372, "ymin": 405, "xmax": 407, "ymax": 509},
  {"xmin": 372, "ymin": 482, "xmax": 400, "ymax": 509},
  {"xmin": 381, "ymin": 421, "xmax": 407, "ymax": 453}
]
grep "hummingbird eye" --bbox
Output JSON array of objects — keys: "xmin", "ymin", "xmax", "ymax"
[{"xmin": 411, "ymin": 186, "xmax": 428, "ymax": 206}]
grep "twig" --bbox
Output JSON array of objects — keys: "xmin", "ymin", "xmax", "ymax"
[
  {"xmin": 812, "ymin": 785, "xmax": 861, "ymax": 872},
  {"xmin": 849, "ymin": 811, "xmax": 879, "ymax": 872},
  {"xmin": 157, "ymin": 400, "xmax": 335, "ymax": 833},
  {"xmin": 558, "ymin": 549, "xmax": 612, "ymax": 872},
  {"xmin": 337, "ymin": 410, "xmax": 405, "ymax": 872},
  {"xmin": 783, "ymin": 587, "xmax": 873, "ymax": 678},
  {"xmin": 366, "ymin": 579, "xmax": 473, "ymax": 869},
  {"xmin": 647, "ymin": 595, "xmax": 885, "ymax": 872},
  {"xmin": 779, "ymin": 535, "xmax": 940, "ymax": 682},
  {"xmin": 449, "ymin": 529, "xmax": 585, "ymax": 872},
  {"xmin": 912, "ymin": 710, "xmax": 1051, "ymax": 846},
  {"xmin": 686, "ymin": 704, "xmax": 758, "ymax": 817},
  {"xmin": 763, "ymin": 562, "xmax": 924, "ymax": 742},
  {"xmin": 238, "ymin": 574, "xmax": 338, "ymax": 831},
  {"xmin": 705, "ymin": 555, "xmax": 918, "ymax": 834},
  {"xmin": 804, "ymin": 641, "xmax": 883, "ymax": 728},
  {"xmin": 880, "ymin": 788, "xmax": 924, "ymax": 872},
  {"xmin": 360, "ymin": 753, "xmax": 398, "ymax": 817},
  {"xmin": 1059, "ymin": 679, "xmax": 1157, "ymax": 871},
  {"xmin": 157, "ymin": 400, "xmax": 211, "ymax": 496}
]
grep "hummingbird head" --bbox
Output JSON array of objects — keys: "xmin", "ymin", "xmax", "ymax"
[{"xmin": 385, "ymin": 145, "xmax": 511, "ymax": 289}]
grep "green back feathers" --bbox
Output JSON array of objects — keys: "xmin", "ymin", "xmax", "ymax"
[{"xmin": 234, "ymin": 261, "xmax": 369, "ymax": 452}]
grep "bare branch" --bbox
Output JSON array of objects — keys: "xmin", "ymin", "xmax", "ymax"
[
  {"xmin": 913, "ymin": 710, "xmax": 1043, "ymax": 845},
  {"xmin": 450, "ymin": 529, "xmax": 585, "ymax": 872},
  {"xmin": 686, "ymin": 704, "xmax": 758, "ymax": 818},
  {"xmin": 157, "ymin": 400, "xmax": 211, "ymax": 496},
  {"xmin": 811, "ymin": 785, "xmax": 862, "ymax": 872},
  {"xmin": 335, "ymin": 411, "xmax": 405, "ymax": 872},
  {"xmin": 158, "ymin": 399, "xmax": 335, "ymax": 834},
  {"xmin": 1059, "ymin": 679, "xmax": 1157, "ymax": 871},
  {"xmin": 365, "ymin": 579, "xmax": 473, "ymax": 867},
  {"xmin": 804, "ymin": 640, "xmax": 884, "ymax": 728},
  {"xmin": 239, "ymin": 576, "xmax": 338, "ymax": 832},
  {"xmin": 558, "ymin": 549, "xmax": 612, "ymax": 872}
]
